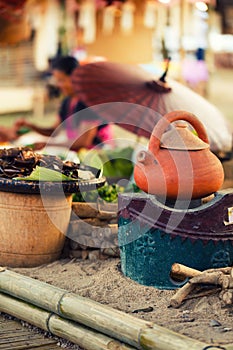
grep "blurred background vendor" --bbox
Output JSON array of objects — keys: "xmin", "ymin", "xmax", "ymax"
[
  {"xmin": 8, "ymin": 56, "xmax": 113, "ymax": 151},
  {"xmin": 0, "ymin": 125, "xmax": 18, "ymax": 143}
]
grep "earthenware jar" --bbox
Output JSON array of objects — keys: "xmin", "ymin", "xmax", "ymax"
[{"xmin": 134, "ymin": 110, "xmax": 224, "ymax": 200}]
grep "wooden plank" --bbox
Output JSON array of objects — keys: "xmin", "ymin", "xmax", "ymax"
[
  {"xmin": 0, "ymin": 337, "xmax": 58, "ymax": 350},
  {"xmin": 0, "ymin": 324, "xmax": 24, "ymax": 331},
  {"xmin": 26, "ymin": 346, "xmax": 62, "ymax": 350},
  {"xmin": 0, "ymin": 315, "xmax": 60, "ymax": 350},
  {"xmin": 0, "ymin": 334, "xmax": 53, "ymax": 343},
  {"xmin": 0, "ymin": 336, "xmax": 58, "ymax": 344},
  {"xmin": 0, "ymin": 329, "xmax": 32, "ymax": 338},
  {"xmin": 0, "ymin": 344, "xmax": 59, "ymax": 350},
  {"xmin": 0, "ymin": 329, "xmax": 29, "ymax": 335}
]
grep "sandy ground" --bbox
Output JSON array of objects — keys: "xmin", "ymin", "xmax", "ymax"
[{"xmin": 13, "ymin": 257, "xmax": 233, "ymax": 347}]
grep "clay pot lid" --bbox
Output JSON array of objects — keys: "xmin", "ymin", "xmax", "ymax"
[{"xmin": 160, "ymin": 123, "xmax": 209, "ymax": 150}]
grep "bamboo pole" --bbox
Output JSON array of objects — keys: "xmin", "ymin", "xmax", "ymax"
[
  {"xmin": 0, "ymin": 292, "xmax": 134, "ymax": 350},
  {"xmin": 139, "ymin": 326, "xmax": 207, "ymax": 350},
  {"xmin": 225, "ymin": 344, "xmax": 233, "ymax": 350},
  {"xmin": 60, "ymin": 293, "xmax": 150, "ymax": 348},
  {"xmin": 0, "ymin": 291, "xmax": 49, "ymax": 331},
  {"xmin": 49, "ymin": 315, "xmax": 134, "ymax": 350},
  {"xmin": 0, "ymin": 267, "xmax": 67, "ymax": 313},
  {"xmin": 0, "ymin": 268, "xmax": 210, "ymax": 350}
]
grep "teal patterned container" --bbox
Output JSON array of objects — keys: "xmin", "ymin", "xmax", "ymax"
[{"xmin": 118, "ymin": 190, "xmax": 233, "ymax": 289}]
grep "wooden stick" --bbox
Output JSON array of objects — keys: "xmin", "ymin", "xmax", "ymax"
[
  {"xmin": 219, "ymin": 289, "xmax": 233, "ymax": 305},
  {"xmin": 170, "ymin": 271, "xmax": 230, "ymax": 308},
  {"xmin": 220, "ymin": 274, "xmax": 230, "ymax": 289},
  {"xmin": 184, "ymin": 287, "xmax": 221, "ymax": 301},
  {"xmin": 205, "ymin": 266, "xmax": 232, "ymax": 274},
  {"xmin": 0, "ymin": 292, "xmax": 134, "ymax": 350},
  {"xmin": 228, "ymin": 268, "xmax": 233, "ymax": 288},
  {"xmin": 189, "ymin": 271, "xmax": 229, "ymax": 288},
  {"xmin": 171, "ymin": 263, "xmax": 201, "ymax": 278},
  {"xmin": 0, "ymin": 268, "xmax": 209, "ymax": 350},
  {"xmin": 169, "ymin": 282, "xmax": 196, "ymax": 308},
  {"xmin": 171, "ymin": 263, "xmax": 232, "ymax": 279}
]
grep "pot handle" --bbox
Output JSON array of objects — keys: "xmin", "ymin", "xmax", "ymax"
[{"xmin": 149, "ymin": 110, "xmax": 209, "ymax": 155}]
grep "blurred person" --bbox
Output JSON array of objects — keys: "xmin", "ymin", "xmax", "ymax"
[
  {"xmin": 0, "ymin": 125, "xmax": 18, "ymax": 144},
  {"xmin": 14, "ymin": 56, "xmax": 113, "ymax": 151}
]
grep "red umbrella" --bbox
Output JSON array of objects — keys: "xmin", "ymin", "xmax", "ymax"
[
  {"xmin": 71, "ymin": 60, "xmax": 232, "ymax": 154},
  {"xmin": 0, "ymin": 0, "xmax": 26, "ymax": 22}
]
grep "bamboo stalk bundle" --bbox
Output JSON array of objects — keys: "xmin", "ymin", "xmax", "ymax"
[
  {"xmin": 0, "ymin": 267, "xmax": 148, "ymax": 348},
  {"xmin": 0, "ymin": 268, "xmax": 209, "ymax": 349},
  {"xmin": 0, "ymin": 292, "xmax": 133, "ymax": 350}
]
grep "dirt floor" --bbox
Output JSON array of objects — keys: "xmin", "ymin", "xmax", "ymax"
[{"xmin": 13, "ymin": 257, "xmax": 233, "ymax": 347}]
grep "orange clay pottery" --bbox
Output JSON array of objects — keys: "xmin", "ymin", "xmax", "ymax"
[{"xmin": 134, "ymin": 110, "xmax": 224, "ymax": 200}]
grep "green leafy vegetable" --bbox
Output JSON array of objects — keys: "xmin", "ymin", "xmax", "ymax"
[
  {"xmin": 73, "ymin": 183, "xmax": 125, "ymax": 203},
  {"xmin": 14, "ymin": 166, "xmax": 77, "ymax": 182},
  {"xmin": 78, "ymin": 147, "xmax": 134, "ymax": 179}
]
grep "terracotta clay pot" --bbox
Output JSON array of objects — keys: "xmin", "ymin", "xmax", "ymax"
[
  {"xmin": 0, "ymin": 192, "xmax": 72, "ymax": 267},
  {"xmin": 134, "ymin": 110, "xmax": 224, "ymax": 200}
]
